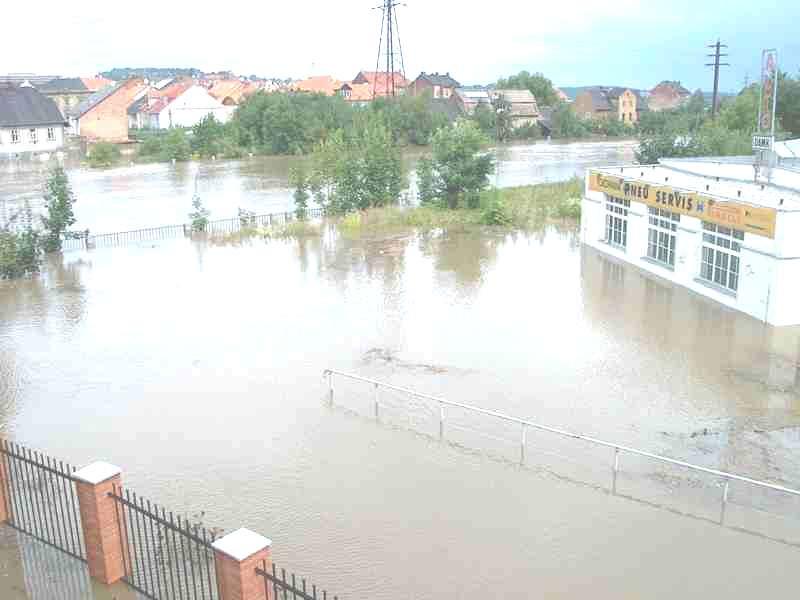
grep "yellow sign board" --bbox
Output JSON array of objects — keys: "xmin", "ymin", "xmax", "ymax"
[{"xmin": 588, "ymin": 172, "xmax": 776, "ymax": 239}]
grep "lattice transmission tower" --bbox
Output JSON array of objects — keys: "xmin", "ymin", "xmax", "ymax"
[{"xmin": 372, "ymin": 0, "xmax": 406, "ymax": 99}]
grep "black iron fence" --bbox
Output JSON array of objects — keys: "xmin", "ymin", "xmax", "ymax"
[
  {"xmin": 109, "ymin": 485, "xmax": 220, "ymax": 600},
  {"xmin": 0, "ymin": 440, "xmax": 86, "ymax": 561},
  {"xmin": 62, "ymin": 207, "xmax": 326, "ymax": 252},
  {"xmin": 256, "ymin": 561, "xmax": 339, "ymax": 600}
]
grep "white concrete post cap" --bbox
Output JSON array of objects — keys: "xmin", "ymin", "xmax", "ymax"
[
  {"xmin": 212, "ymin": 528, "xmax": 272, "ymax": 562},
  {"xmin": 73, "ymin": 461, "xmax": 122, "ymax": 485}
]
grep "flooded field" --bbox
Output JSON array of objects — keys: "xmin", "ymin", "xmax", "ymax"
[
  {"xmin": 1, "ymin": 219, "xmax": 800, "ymax": 598},
  {"xmin": 0, "ymin": 139, "xmax": 637, "ymax": 232}
]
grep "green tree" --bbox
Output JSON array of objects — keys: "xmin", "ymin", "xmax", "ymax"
[
  {"xmin": 550, "ymin": 103, "xmax": 589, "ymax": 138},
  {"xmin": 191, "ymin": 114, "xmax": 227, "ymax": 158},
  {"xmin": 308, "ymin": 116, "xmax": 406, "ymax": 214},
  {"xmin": 417, "ymin": 120, "xmax": 495, "ymax": 209},
  {"xmin": 718, "ymin": 84, "xmax": 759, "ymax": 134},
  {"xmin": 189, "ymin": 195, "xmax": 210, "ymax": 232},
  {"xmin": 777, "ymin": 72, "xmax": 800, "ymax": 136},
  {"xmin": 496, "ymin": 71, "xmax": 558, "ymax": 106},
  {"xmin": 290, "ymin": 166, "xmax": 310, "ymax": 219},
  {"xmin": 0, "ymin": 228, "xmax": 40, "ymax": 279},
  {"xmin": 687, "ymin": 89, "xmax": 706, "ymax": 116},
  {"xmin": 87, "ymin": 142, "xmax": 121, "ymax": 168},
  {"xmin": 40, "ymin": 167, "xmax": 77, "ymax": 253}
]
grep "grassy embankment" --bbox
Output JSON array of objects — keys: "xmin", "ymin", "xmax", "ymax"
[{"xmin": 208, "ymin": 178, "xmax": 583, "ymax": 243}]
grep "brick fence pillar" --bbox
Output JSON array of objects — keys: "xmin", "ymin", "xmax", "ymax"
[
  {"xmin": 212, "ymin": 528, "xmax": 273, "ymax": 600},
  {"xmin": 73, "ymin": 461, "xmax": 126, "ymax": 585}
]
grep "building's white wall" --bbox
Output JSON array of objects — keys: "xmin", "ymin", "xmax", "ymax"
[
  {"xmin": 157, "ymin": 87, "xmax": 232, "ymax": 129},
  {"xmin": 581, "ymin": 183, "xmax": 796, "ymax": 325},
  {"xmin": 0, "ymin": 125, "xmax": 65, "ymax": 154}
]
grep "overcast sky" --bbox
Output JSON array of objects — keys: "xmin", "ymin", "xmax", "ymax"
[{"xmin": 3, "ymin": 0, "xmax": 799, "ymax": 92}]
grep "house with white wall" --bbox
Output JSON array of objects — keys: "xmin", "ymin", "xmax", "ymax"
[
  {"xmin": 0, "ymin": 83, "xmax": 67, "ymax": 156},
  {"xmin": 129, "ymin": 84, "xmax": 233, "ymax": 130}
]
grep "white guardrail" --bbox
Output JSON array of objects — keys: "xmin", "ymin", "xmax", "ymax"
[{"xmin": 323, "ymin": 369, "xmax": 800, "ymax": 527}]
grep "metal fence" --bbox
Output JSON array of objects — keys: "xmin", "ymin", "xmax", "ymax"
[
  {"xmin": 324, "ymin": 369, "xmax": 800, "ymax": 546},
  {"xmin": 109, "ymin": 485, "xmax": 220, "ymax": 600},
  {"xmin": 61, "ymin": 207, "xmax": 326, "ymax": 252},
  {"xmin": 255, "ymin": 561, "xmax": 338, "ymax": 600},
  {"xmin": 0, "ymin": 440, "xmax": 86, "ymax": 561}
]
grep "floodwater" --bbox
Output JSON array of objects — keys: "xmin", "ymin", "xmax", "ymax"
[
  {"xmin": 0, "ymin": 139, "xmax": 637, "ymax": 232},
  {"xmin": 1, "ymin": 220, "xmax": 800, "ymax": 598}
]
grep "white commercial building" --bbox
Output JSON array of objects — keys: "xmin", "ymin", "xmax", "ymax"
[{"xmin": 582, "ymin": 155, "xmax": 800, "ymax": 326}]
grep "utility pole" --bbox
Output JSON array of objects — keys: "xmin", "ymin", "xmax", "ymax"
[
  {"xmin": 372, "ymin": 0, "xmax": 406, "ymax": 99},
  {"xmin": 706, "ymin": 40, "xmax": 729, "ymax": 119}
]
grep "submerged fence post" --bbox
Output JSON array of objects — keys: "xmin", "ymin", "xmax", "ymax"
[
  {"xmin": 374, "ymin": 383, "xmax": 380, "ymax": 420},
  {"xmin": 212, "ymin": 528, "xmax": 272, "ymax": 600},
  {"xmin": 720, "ymin": 478, "xmax": 730, "ymax": 525},
  {"xmin": 73, "ymin": 461, "xmax": 126, "ymax": 585},
  {"xmin": 438, "ymin": 401, "xmax": 445, "ymax": 439},
  {"xmin": 327, "ymin": 371, "xmax": 334, "ymax": 406},
  {"xmin": 612, "ymin": 448, "xmax": 620, "ymax": 494},
  {"xmin": 0, "ymin": 446, "xmax": 9, "ymax": 524},
  {"xmin": 520, "ymin": 424, "xmax": 527, "ymax": 465}
]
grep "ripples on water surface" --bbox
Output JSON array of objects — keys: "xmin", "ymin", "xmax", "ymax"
[{"xmin": 1, "ymin": 221, "xmax": 799, "ymax": 598}]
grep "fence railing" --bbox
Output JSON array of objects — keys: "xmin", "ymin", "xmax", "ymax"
[
  {"xmin": 62, "ymin": 207, "xmax": 326, "ymax": 252},
  {"xmin": 324, "ymin": 369, "xmax": 800, "ymax": 544},
  {"xmin": 256, "ymin": 561, "xmax": 338, "ymax": 600},
  {"xmin": 109, "ymin": 485, "xmax": 220, "ymax": 600},
  {"xmin": 0, "ymin": 440, "xmax": 86, "ymax": 561}
]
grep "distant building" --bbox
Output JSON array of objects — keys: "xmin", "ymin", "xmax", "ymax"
[
  {"xmin": 353, "ymin": 71, "xmax": 409, "ymax": 97},
  {"xmin": 648, "ymin": 81, "xmax": 691, "ymax": 112},
  {"xmin": 290, "ymin": 76, "xmax": 344, "ymax": 97},
  {"xmin": 408, "ymin": 72, "xmax": 460, "ymax": 99},
  {"xmin": 573, "ymin": 86, "xmax": 645, "ymax": 124},
  {"xmin": 491, "ymin": 89, "xmax": 540, "ymax": 128},
  {"xmin": 206, "ymin": 79, "xmax": 257, "ymax": 106},
  {"xmin": 451, "ymin": 88, "xmax": 492, "ymax": 115},
  {"xmin": 71, "ymin": 78, "xmax": 149, "ymax": 142},
  {"xmin": 129, "ymin": 83, "xmax": 232, "ymax": 130},
  {"xmin": 35, "ymin": 77, "xmax": 113, "ymax": 120},
  {"xmin": 0, "ymin": 83, "xmax": 67, "ymax": 155},
  {"xmin": 553, "ymin": 87, "xmax": 570, "ymax": 103},
  {"xmin": 335, "ymin": 82, "xmax": 373, "ymax": 106}
]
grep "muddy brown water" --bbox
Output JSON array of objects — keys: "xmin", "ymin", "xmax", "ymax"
[
  {"xmin": 0, "ymin": 139, "xmax": 636, "ymax": 232},
  {"xmin": 1, "ymin": 223, "xmax": 800, "ymax": 599},
  {"xmin": 2, "ymin": 139, "xmax": 800, "ymax": 598}
]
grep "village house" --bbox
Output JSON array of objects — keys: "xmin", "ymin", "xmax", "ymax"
[
  {"xmin": 491, "ymin": 89, "xmax": 540, "ymax": 129},
  {"xmin": 573, "ymin": 86, "xmax": 645, "ymax": 124},
  {"xmin": 290, "ymin": 76, "xmax": 344, "ymax": 96},
  {"xmin": 582, "ymin": 147, "xmax": 800, "ymax": 325},
  {"xmin": 206, "ymin": 79, "xmax": 256, "ymax": 106},
  {"xmin": 128, "ymin": 81, "xmax": 232, "ymax": 130},
  {"xmin": 648, "ymin": 81, "xmax": 691, "ymax": 112},
  {"xmin": 451, "ymin": 88, "xmax": 492, "ymax": 115},
  {"xmin": 35, "ymin": 76, "xmax": 114, "ymax": 119},
  {"xmin": 352, "ymin": 71, "xmax": 408, "ymax": 97},
  {"xmin": 408, "ymin": 72, "xmax": 460, "ymax": 99},
  {"xmin": 0, "ymin": 83, "xmax": 67, "ymax": 156},
  {"xmin": 71, "ymin": 78, "xmax": 149, "ymax": 142},
  {"xmin": 335, "ymin": 82, "xmax": 373, "ymax": 106}
]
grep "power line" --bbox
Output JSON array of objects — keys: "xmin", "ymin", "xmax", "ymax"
[
  {"xmin": 705, "ymin": 40, "xmax": 730, "ymax": 119},
  {"xmin": 372, "ymin": 1, "xmax": 406, "ymax": 99}
]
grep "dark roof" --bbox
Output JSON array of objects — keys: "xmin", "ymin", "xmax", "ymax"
[
  {"xmin": 415, "ymin": 72, "xmax": 461, "ymax": 88},
  {"xmin": 0, "ymin": 85, "xmax": 66, "ymax": 127},
  {"xmin": 71, "ymin": 82, "xmax": 121, "ymax": 118},
  {"xmin": 37, "ymin": 77, "xmax": 89, "ymax": 93},
  {"xmin": 581, "ymin": 87, "xmax": 612, "ymax": 111},
  {"xmin": 127, "ymin": 95, "xmax": 147, "ymax": 115}
]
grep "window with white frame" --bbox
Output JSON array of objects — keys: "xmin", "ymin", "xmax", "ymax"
[
  {"xmin": 10, "ymin": 129, "xmax": 20, "ymax": 143},
  {"xmin": 647, "ymin": 207, "xmax": 679, "ymax": 267},
  {"xmin": 700, "ymin": 222, "xmax": 744, "ymax": 292},
  {"xmin": 604, "ymin": 194, "xmax": 629, "ymax": 248},
  {"xmin": 29, "ymin": 129, "xmax": 38, "ymax": 144},
  {"xmin": 47, "ymin": 127, "xmax": 55, "ymax": 141}
]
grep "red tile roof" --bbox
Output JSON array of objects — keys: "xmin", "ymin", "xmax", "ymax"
[
  {"xmin": 354, "ymin": 71, "xmax": 408, "ymax": 96},
  {"xmin": 291, "ymin": 76, "xmax": 343, "ymax": 96},
  {"xmin": 81, "ymin": 76, "xmax": 114, "ymax": 92}
]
